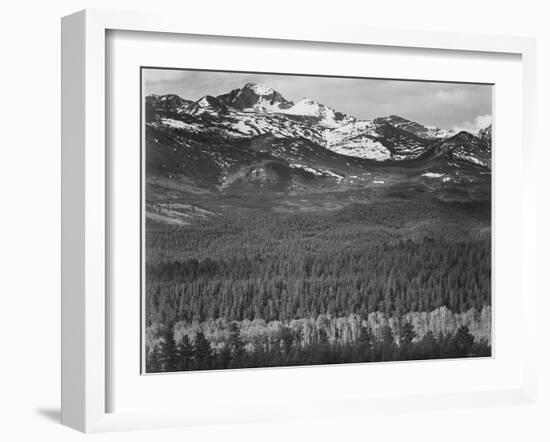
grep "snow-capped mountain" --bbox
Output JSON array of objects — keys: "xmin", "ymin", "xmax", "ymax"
[
  {"xmin": 215, "ymin": 83, "xmax": 355, "ymax": 128},
  {"xmin": 217, "ymin": 83, "xmax": 295, "ymax": 113},
  {"xmin": 145, "ymin": 83, "xmax": 491, "ymax": 174}
]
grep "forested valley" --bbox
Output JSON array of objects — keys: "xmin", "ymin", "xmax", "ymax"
[{"xmin": 145, "ymin": 198, "xmax": 491, "ymax": 373}]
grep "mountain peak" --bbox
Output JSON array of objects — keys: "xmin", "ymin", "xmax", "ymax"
[
  {"xmin": 188, "ymin": 95, "xmax": 228, "ymax": 116},
  {"xmin": 242, "ymin": 83, "xmax": 277, "ymax": 96},
  {"xmin": 145, "ymin": 93, "xmax": 193, "ymax": 114},
  {"xmin": 217, "ymin": 83, "xmax": 294, "ymax": 112}
]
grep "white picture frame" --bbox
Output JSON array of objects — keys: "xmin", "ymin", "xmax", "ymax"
[{"xmin": 61, "ymin": 9, "xmax": 537, "ymax": 433}]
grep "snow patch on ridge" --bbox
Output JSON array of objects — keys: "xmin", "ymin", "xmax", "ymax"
[
  {"xmin": 290, "ymin": 164, "xmax": 343, "ymax": 179},
  {"xmin": 329, "ymin": 138, "xmax": 391, "ymax": 161},
  {"xmin": 280, "ymin": 98, "xmax": 354, "ymax": 128},
  {"xmin": 159, "ymin": 118, "xmax": 200, "ymax": 132}
]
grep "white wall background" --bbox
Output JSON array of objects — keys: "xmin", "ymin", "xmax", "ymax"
[{"xmin": 0, "ymin": 1, "xmax": 547, "ymax": 440}]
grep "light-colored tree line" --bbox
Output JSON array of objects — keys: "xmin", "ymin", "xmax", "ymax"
[{"xmin": 146, "ymin": 305, "xmax": 490, "ymax": 354}]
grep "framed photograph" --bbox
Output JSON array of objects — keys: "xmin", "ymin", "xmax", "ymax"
[
  {"xmin": 62, "ymin": 9, "xmax": 537, "ymax": 432},
  {"xmin": 141, "ymin": 67, "xmax": 494, "ymax": 374}
]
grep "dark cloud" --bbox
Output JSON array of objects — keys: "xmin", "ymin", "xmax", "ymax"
[{"xmin": 144, "ymin": 69, "xmax": 492, "ymax": 130}]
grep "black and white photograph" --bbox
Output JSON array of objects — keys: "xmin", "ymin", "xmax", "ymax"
[
  {"xmin": 143, "ymin": 68, "xmax": 493, "ymax": 373},
  {"xmin": 2, "ymin": 0, "xmax": 547, "ymax": 439}
]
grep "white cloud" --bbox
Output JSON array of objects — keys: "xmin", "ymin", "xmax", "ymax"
[
  {"xmin": 452, "ymin": 114, "xmax": 492, "ymax": 134},
  {"xmin": 434, "ymin": 89, "xmax": 468, "ymax": 103}
]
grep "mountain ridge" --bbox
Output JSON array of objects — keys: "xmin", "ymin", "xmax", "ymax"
[
  {"xmin": 145, "ymin": 84, "xmax": 489, "ymax": 159},
  {"xmin": 145, "ymin": 83, "xmax": 491, "ymax": 201}
]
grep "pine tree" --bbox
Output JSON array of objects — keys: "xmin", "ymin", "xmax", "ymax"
[
  {"xmin": 280, "ymin": 326, "xmax": 294, "ymax": 357},
  {"xmin": 450, "ymin": 325, "xmax": 475, "ymax": 357},
  {"xmin": 356, "ymin": 324, "xmax": 373, "ymax": 361},
  {"xmin": 418, "ymin": 331, "xmax": 439, "ymax": 359},
  {"xmin": 146, "ymin": 345, "xmax": 161, "ymax": 373},
  {"xmin": 193, "ymin": 330, "xmax": 213, "ymax": 370},
  {"xmin": 380, "ymin": 325, "xmax": 396, "ymax": 361},
  {"xmin": 217, "ymin": 344, "xmax": 232, "ymax": 369},
  {"xmin": 228, "ymin": 322, "xmax": 245, "ymax": 368},
  {"xmin": 318, "ymin": 328, "xmax": 329, "ymax": 345},
  {"xmin": 158, "ymin": 327, "xmax": 179, "ymax": 372},
  {"xmin": 398, "ymin": 321, "xmax": 416, "ymax": 359},
  {"xmin": 177, "ymin": 334, "xmax": 194, "ymax": 371},
  {"xmin": 384, "ymin": 270, "xmax": 395, "ymax": 317}
]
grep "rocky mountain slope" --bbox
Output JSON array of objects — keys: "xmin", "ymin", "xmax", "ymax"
[
  {"xmin": 478, "ymin": 124, "xmax": 492, "ymax": 148},
  {"xmin": 145, "ymin": 83, "xmax": 492, "ymax": 203}
]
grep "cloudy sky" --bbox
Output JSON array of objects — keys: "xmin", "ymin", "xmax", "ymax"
[{"xmin": 144, "ymin": 68, "xmax": 493, "ymax": 132}]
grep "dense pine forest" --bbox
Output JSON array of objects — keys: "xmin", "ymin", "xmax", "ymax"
[
  {"xmin": 146, "ymin": 322, "xmax": 490, "ymax": 372},
  {"xmin": 145, "ymin": 198, "xmax": 491, "ymax": 373}
]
